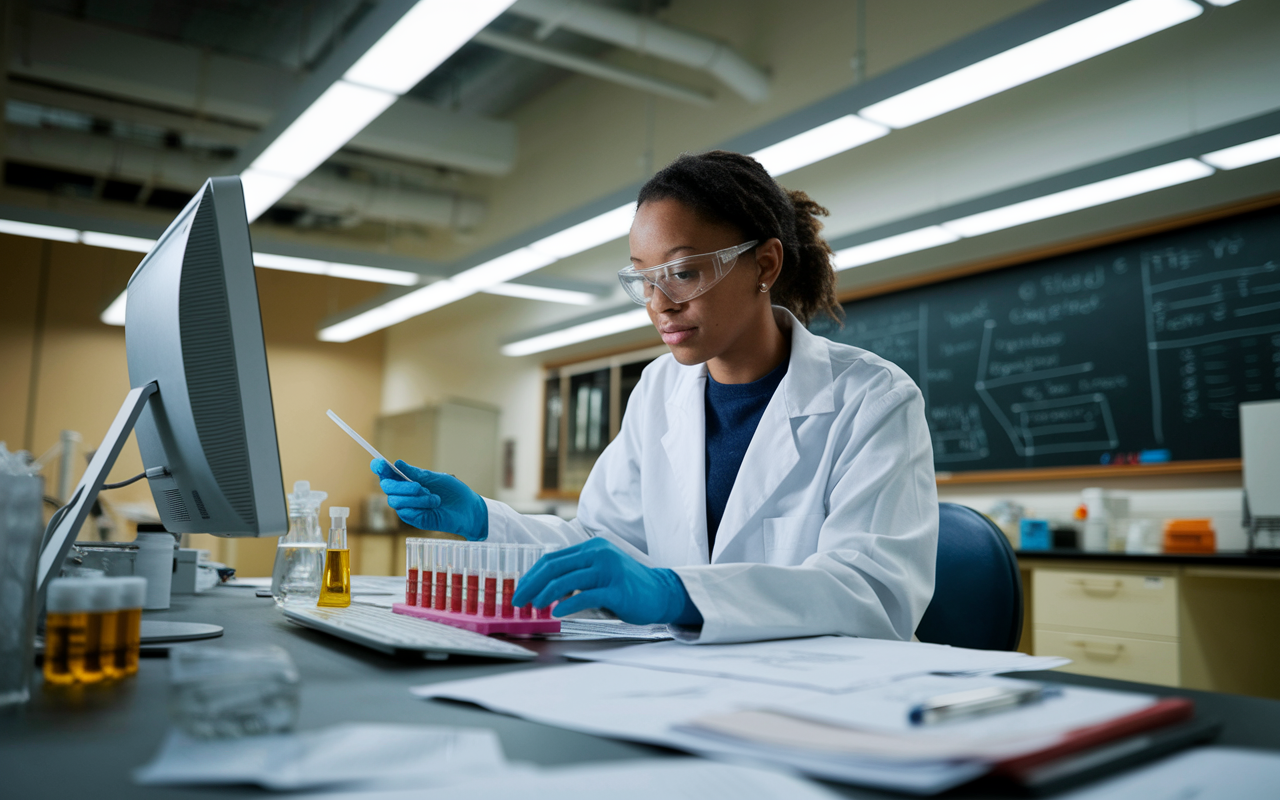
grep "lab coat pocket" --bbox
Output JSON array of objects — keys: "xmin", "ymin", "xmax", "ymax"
[{"xmin": 763, "ymin": 514, "xmax": 825, "ymax": 565}]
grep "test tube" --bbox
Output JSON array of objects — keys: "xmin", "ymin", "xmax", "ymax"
[
  {"xmin": 519, "ymin": 545, "xmax": 539, "ymax": 619},
  {"xmin": 481, "ymin": 544, "xmax": 499, "ymax": 617},
  {"xmin": 406, "ymin": 539, "xmax": 419, "ymax": 606},
  {"xmin": 500, "ymin": 544, "xmax": 519, "ymax": 618},
  {"xmin": 82, "ymin": 579, "xmax": 121, "ymax": 682},
  {"xmin": 433, "ymin": 542, "xmax": 448, "ymax": 610},
  {"xmin": 465, "ymin": 545, "xmax": 481, "ymax": 615},
  {"xmin": 318, "ymin": 507, "xmax": 351, "ymax": 608},
  {"xmin": 536, "ymin": 544, "xmax": 561, "ymax": 619},
  {"xmin": 449, "ymin": 542, "xmax": 464, "ymax": 613}
]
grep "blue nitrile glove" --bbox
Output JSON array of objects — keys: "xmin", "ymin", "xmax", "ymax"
[
  {"xmin": 371, "ymin": 458, "xmax": 488, "ymax": 540},
  {"xmin": 511, "ymin": 538, "xmax": 702, "ymax": 626}
]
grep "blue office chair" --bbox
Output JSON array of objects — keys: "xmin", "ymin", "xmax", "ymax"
[{"xmin": 914, "ymin": 502, "xmax": 1024, "ymax": 651}]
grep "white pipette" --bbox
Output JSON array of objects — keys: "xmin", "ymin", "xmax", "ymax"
[{"xmin": 326, "ymin": 409, "xmax": 412, "ymax": 482}]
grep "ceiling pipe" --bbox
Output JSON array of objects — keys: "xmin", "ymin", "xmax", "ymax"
[
  {"xmin": 507, "ymin": 0, "xmax": 770, "ymax": 103},
  {"xmin": 473, "ymin": 29, "xmax": 714, "ymax": 106}
]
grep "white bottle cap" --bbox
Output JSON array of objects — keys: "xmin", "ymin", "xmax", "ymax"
[
  {"xmin": 329, "ymin": 507, "xmax": 350, "ymax": 519},
  {"xmin": 294, "ymin": 480, "xmax": 310, "ymax": 494},
  {"xmin": 46, "ymin": 578, "xmax": 91, "ymax": 613},
  {"xmin": 84, "ymin": 578, "xmax": 122, "ymax": 612},
  {"xmin": 118, "ymin": 576, "xmax": 148, "ymax": 609}
]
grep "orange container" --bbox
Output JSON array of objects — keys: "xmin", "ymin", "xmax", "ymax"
[{"xmin": 1163, "ymin": 519, "xmax": 1216, "ymax": 553}]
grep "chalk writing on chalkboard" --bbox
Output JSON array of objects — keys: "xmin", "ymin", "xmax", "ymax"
[{"xmin": 812, "ymin": 202, "xmax": 1280, "ymax": 473}]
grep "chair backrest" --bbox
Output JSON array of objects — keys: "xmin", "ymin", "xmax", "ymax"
[{"xmin": 915, "ymin": 502, "xmax": 1024, "ymax": 651}]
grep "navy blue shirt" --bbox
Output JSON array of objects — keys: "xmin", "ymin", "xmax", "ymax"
[{"xmin": 704, "ymin": 355, "xmax": 790, "ymax": 553}]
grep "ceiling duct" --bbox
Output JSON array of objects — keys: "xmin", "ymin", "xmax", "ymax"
[{"xmin": 507, "ymin": 0, "xmax": 770, "ymax": 103}]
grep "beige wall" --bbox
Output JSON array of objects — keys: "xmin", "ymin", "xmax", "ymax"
[{"xmin": 1, "ymin": 234, "xmax": 386, "ymax": 577}]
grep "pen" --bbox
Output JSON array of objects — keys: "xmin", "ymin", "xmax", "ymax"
[{"xmin": 908, "ymin": 684, "xmax": 1060, "ymax": 726}]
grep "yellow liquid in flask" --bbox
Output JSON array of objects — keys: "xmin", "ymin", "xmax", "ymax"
[{"xmin": 318, "ymin": 549, "xmax": 351, "ymax": 607}]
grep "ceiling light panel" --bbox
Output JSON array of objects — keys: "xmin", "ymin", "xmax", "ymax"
[
  {"xmin": 751, "ymin": 115, "xmax": 889, "ymax": 176},
  {"xmin": 943, "ymin": 158, "xmax": 1214, "ymax": 237},
  {"xmin": 344, "ymin": 1, "xmax": 516, "ymax": 94},
  {"xmin": 100, "ymin": 292, "xmax": 127, "ymax": 326},
  {"xmin": 80, "ymin": 232, "xmax": 157, "ymax": 252},
  {"xmin": 0, "ymin": 219, "xmax": 80, "ymax": 242},
  {"xmin": 1200, "ymin": 132, "xmax": 1280, "ymax": 170},
  {"xmin": 249, "ymin": 82, "xmax": 397, "ymax": 181},
  {"xmin": 527, "ymin": 204, "xmax": 637, "ymax": 260},
  {"xmin": 482, "ymin": 283, "xmax": 598, "ymax": 305},
  {"xmin": 833, "ymin": 226, "xmax": 960, "ymax": 270},
  {"xmin": 859, "ymin": 0, "xmax": 1203, "ymax": 129},
  {"xmin": 319, "ymin": 280, "xmax": 475, "ymax": 342},
  {"xmin": 501, "ymin": 308, "xmax": 652, "ymax": 357}
]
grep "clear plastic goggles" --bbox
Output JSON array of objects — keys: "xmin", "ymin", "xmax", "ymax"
[{"xmin": 618, "ymin": 240, "xmax": 758, "ymax": 305}]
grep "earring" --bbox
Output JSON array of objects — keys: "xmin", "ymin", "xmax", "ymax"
[{"xmin": 759, "ymin": 283, "xmax": 769, "ymax": 293}]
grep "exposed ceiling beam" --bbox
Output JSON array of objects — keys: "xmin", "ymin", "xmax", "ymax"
[
  {"xmin": 508, "ymin": 0, "xmax": 770, "ymax": 103},
  {"xmin": 9, "ymin": 10, "xmax": 516, "ymax": 175},
  {"xmin": 473, "ymin": 29, "xmax": 714, "ymax": 106}
]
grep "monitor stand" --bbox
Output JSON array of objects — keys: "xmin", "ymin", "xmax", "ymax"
[{"xmin": 140, "ymin": 620, "xmax": 223, "ymax": 645}]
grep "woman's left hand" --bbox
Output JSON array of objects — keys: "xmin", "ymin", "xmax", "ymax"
[{"xmin": 511, "ymin": 538, "xmax": 702, "ymax": 626}]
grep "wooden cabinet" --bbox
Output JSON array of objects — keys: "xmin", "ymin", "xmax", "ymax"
[{"xmin": 1019, "ymin": 555, "xmax": 1280, "ymax": 699}]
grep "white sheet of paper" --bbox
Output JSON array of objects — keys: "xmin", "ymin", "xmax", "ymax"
[
  {"xmin": 133, "ymin": 723, "xmax": 506, "ymax": 790},
  {"xmin": 412, "ymin": 663, "xmax": 987, "ymax": 794},
  {"xmin": 565, "ymin": 635, "xmax": 1069, "ymax": 693},
  {"xmin": 1055, "ymin": 747, "xmax": 1280, "ymax": 800},
  {"xmin": 288, "ymin": 759, "xmax": 844, "ymax": 800}
]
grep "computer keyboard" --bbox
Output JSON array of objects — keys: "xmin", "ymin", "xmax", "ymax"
[{"xmin": 283, "ymin": 604, "xmax": 537, "ymax": 661}]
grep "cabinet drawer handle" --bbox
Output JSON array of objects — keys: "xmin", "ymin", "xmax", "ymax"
[
  {"xmin": 1067, "ymin": 578, "xmax": 1122, "ymax": 597},
  {"xmin": 1069, "ymin": 640, "xmax": 1125, "ymax": 662}
]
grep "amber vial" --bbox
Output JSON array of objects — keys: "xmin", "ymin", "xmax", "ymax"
[
  {"xmin": 43, "ymin": 579, "xmax": 89, "ymax": 686},
  {"xmin": 114, "ymin": 577, "xmax": 147, "ymax": 677},
  {"xmin": 317, "ymin": 506, "xmax": 351, "ymax": 608},
  {"xmin": 79, "ymin": 579, "xmax": 122, "ymax": 682}
]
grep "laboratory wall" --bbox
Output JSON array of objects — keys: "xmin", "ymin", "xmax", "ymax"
[
  {"xmin": 384, "ymin": 0, "xmax": 1280, "ymax": 513},
  {"xmin": 0, "ymin": 233, "xmax": 387, "ymax": 576}
]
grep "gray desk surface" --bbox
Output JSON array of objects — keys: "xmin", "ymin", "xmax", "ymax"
[{"xmin": 3, "ymin": 586, "xmax": 1280, "ymax": 799}]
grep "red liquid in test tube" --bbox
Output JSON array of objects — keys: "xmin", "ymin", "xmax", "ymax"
[
  {"xmin": 483, "ymin": 576, "xmax": 497, "ymax": 616},
  {"xmin": 406, "ymin": 567, "xmax": 418, "ymax": 606},
  {"xmin": 450, "ymin": 573, "xmax": 463, "ymax": 613},
  {"xmin": 501, "ymin": 578, "xmax": 516, "ymax": 618},
  {"xmin": 434, "ymin": 572, "xmax": 447, "ymax": 610},
  {"xmin": 466, "ymin": 574, "xmax": 479, "ymax": 614},
  {"xmin": 537, "ymin": 604, "xmax": 553, "ymax": 620}
]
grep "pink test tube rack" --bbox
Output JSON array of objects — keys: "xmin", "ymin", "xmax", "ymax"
[{"xmin": 394, "ymin": 541, "xmax": 559, "ymax": 635}]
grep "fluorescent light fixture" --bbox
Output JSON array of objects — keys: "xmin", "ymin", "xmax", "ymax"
[
  {"xmin": 344, "ymin": 1, "xmax": 515, "ymax": 94},
  {"xmin": 943, "ymin": 158, "xmax": 1213, "ymax": 237},
  {"xmin": 482, "ymin": 283, "xmax": 598, "ymax": 305},
  {"xmin": 1200, "ymin": 132, "xmax": 1280, "ymax": 170},
  {"xmin": 0, "ymin": 218, "xmax": 79, "ymax": 242},
  {"xmin": 527, "ymin": 203, "xmax": 636, "ymax": 260},
  {"xmin": 319, "ymin": 280, "xmax": 475, "ymax": 342},
  {"xmin": 834, "ymin": 226, "xmax": 960, "ymax": 270},
  {"xmin": 100, "ymin": 291, "xmax": 128, "ymax": 326},
  {"xmin": 239, "ymin": 1, "xmax": 514, "ymax": 223},
  {"xmin": 859, "ymin": 0, "xmax": 1202, "ymax": 129},
  {"xmin": 1203, "ymin": 0, "xmax": 1241, "ymax": 5},
  {"xmin": 501, "ymin": 308, "xmax": 651, "ymax": 357},
  {"xmin": 449, "ymin": 248, "xmax": 557, "ymax": 293},
  {"xmin": 81, "ymin": 231, "xmax": 157, "ymax": 252},
  {"xmin": 751, "ymin": 115, "xmax": 890, "ymax": 176},
  {"xmin": 252, "ymin": 252, "xmax": 420, "ymax": 285},
  {"xmin": 240, "ymin": 169, "xmax": 300, "ymax": 223}
]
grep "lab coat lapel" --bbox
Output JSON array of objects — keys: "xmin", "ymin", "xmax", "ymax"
[
  {"xmin": 711, "ymin": 308, "xmax": 835, "ymax": 563},
  {"xmin": 660, "ymin": 365, "xmax": 710, "ymax": 565}
]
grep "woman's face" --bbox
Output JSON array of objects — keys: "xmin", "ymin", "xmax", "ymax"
[{"xmin": 629, "ymin": 198, "xmax": 780, "ymax": 367}]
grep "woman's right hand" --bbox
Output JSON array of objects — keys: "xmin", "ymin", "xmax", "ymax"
[{"xmin": 371, "ymin": 459, "xmax": 489, "ymax": 540}]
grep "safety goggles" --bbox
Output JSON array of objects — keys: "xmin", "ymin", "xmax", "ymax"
[{"xmin": 617, "ymin": 240, "xmax": 758, "ymax": 305}]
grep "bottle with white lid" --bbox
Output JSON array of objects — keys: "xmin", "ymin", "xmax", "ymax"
[
  {"xmin": 318, "ymin": 507, "xmax": 350, "ymax": 608},
  {"xmin": 114, "ymin": 577, "xmax": 147, "ymax": 677},
  {"xmin": 81, "ymin": 579, "xmax": 122, "ymax": 682},
  {"xmin": 44, "ymin": 578, "xmax": 90, "ymax": 686}
]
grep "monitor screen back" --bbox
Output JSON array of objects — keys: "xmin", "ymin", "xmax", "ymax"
[{"xmin": 125, "ymin": 176, "xmax": 286, "ymax": 537}]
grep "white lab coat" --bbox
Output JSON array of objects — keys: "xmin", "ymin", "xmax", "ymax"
[{"xmin": 484, "ymin": 307, "xmax": 938, "ymax": 644}]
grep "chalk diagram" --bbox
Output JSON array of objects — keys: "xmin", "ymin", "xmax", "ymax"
[{"xmin": 975, "ymin": 319, "xmax": 1118, "ymax": 457}]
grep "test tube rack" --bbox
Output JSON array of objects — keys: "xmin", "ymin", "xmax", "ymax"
[
  {"xmin": 399, "ymin": 539, "xmax": 561, "ymax": 636},
  {"xmin": 392, "ymin": 603, "xmax": 559, "ymax": 635}
]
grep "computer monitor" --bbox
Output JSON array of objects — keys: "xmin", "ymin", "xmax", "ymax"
[{"xmin": 36, "ymin": 176, "xmax": 287, "ymax": 595}]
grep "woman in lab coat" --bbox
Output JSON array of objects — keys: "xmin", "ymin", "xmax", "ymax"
[{"xmin": 375, "ymin": 151, "xmax": 938, "ymax": 644}]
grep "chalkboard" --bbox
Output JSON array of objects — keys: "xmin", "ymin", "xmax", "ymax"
[{"xmin": 810, "ymin": 202, "xmax": 1280, "ymax": 474}]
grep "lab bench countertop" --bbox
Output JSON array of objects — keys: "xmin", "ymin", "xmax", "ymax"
[
  {"xmin": 1014, "ymin": 549, "xmax": 1280, "ymax": 568},
  {"xmin": 3, "ymin": 586, "xmax": 1280, "ymax": 799}
]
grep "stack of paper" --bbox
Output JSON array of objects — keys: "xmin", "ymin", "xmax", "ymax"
[{"xmin": 410, "ymin": 635, "xmax": 1184, "ymax": 794}]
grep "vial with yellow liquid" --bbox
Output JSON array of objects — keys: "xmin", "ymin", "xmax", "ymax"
[
  {"xmin": 43, "ymin": 577, "xmax": 124, "ymax": 685},
  {"xmin": 318, "ymin": 506, "xmax": 351, "ymax": 607}
]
